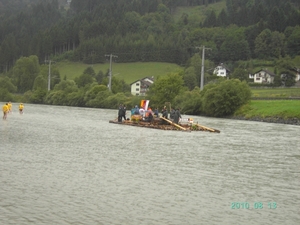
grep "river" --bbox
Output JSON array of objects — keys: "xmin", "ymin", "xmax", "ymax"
[{"xmin": 0, "ymin": 103, "xmax": 299, "ymax": 225}]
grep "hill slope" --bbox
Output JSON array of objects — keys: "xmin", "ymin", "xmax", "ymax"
[
  {"xmin": 172, "ymin": 0, "xmax": 226, "ymax": 23},
  {"xmin": 56, "ymin": 61, "xmax": 183, "ymax": 84}
]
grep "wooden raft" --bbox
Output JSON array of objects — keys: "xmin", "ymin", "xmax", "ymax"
[
  {"xmin": 160, "ymin": 117, "xmax": 189, "ymax": 132},
  {"xmin": 195, "ymin": 123, "xmax": 220, "ymax": 133},
  {"xmin": 109, "ymin": 118, "xmax": 220, "ymax": 133}
]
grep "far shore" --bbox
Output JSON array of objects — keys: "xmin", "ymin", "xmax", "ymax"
[{"xmin": 228, "ymin": 115, "xmax": 300, "ymax": 126}]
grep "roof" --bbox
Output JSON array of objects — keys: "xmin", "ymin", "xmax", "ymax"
[
  {"xmin": 291, "ymin": 67, "xmax": 300, "ymax": 73},
  {"xmin": 216, "ymin": 63, "xmax": 230, "ymax": 72},
  {"xmin": 254, "ymin": 69, "xmax": 276, "ymax": 76},
  {"xmin": 141, "ymin": 80, "xmax": 153, "ymax": 86},
  {"xmin": 130, "ymin": 77, "xmax": 154, "ymax": 85}
]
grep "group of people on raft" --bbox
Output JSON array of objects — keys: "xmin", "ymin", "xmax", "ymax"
[
  {"xmin": 117, "ymin": 103, "xmax": 182, "ymax": 124},
  {"xmin": 2, "ymin": 102, "xmax": 24, "ymax": 120}
]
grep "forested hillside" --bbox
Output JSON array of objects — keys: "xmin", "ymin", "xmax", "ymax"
[
  {"xmin": 0, "ymin": 0, "xmax": 299, "ymax": 73},
  {"xmin": 0, "ymin": 0, "xmax": 300, "ymax": 84},
  {"xmin": 0, "ymin": 0, "xmax": 299, "ymax": 116}
]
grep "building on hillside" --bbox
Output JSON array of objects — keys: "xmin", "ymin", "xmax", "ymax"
[
  {"xmin": 213, "ymin": 63, "xmax": 230, "ymax": 77},
  {"xmin": 253, "ymin": 69, "xmax": 275, "ymax": 84},
  {"xmin": 249, "ymin": 73, "xmax": 254, "ymax": 79},
  {"xmin": 292, "ymin": 67, "xmax": 300, "ymax": 82},
  {"xmin": 280, "ymin": 67, "xmax": 300, "ymax": 85},
  {"xmin": 130, "ymin": 77, "xmax": 154, "ymax": 96}
]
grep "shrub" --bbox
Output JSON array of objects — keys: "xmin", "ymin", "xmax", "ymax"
[{"xmin": 202, "ymin": 79, "xmax": 251, "ymax": 117}]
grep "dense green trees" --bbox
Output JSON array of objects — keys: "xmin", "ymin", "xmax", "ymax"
[
  {"xmin": 147, "ymin": 72, "xmax": 185, "ymax": 108},
  {"xmin": 0, "ymin": 0, "xmax": 299, "ymax": 72},
  {"xmin": 0, "ymin": 0, "xmax": 299, "ymax": 117},
  {"xmin": 12, "ymin": 55, "xmax": 40, "ymax": 93},
  {"xmin": 201, "ymin": 79, "xmax": 251, "ymax": 116}
]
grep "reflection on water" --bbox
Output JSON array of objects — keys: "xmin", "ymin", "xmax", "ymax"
[{"xmin": 0, "ymin": 103, "xmax": 299, "ymax": 225}]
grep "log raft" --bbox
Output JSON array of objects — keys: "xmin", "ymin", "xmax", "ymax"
[{"xmin": 109, "ymin": 117, "xmax": 220, "ymax": 133}]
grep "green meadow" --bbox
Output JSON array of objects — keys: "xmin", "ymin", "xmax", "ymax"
[
  {"xmin": 251, "ymin": 88, "xmax": 300, "ymax": 98},
  {"xmin": 55, "ymin": 61, "xmax": 183, "ymax": 84},
  {"xmin": 235, "ymin": 100, "xmax": 300, "ymax": 119},
  {"xmin": 55, "ymin": 61, "xmax": 300, "ymax": 120},
  {"xmin": 172, "ymin": 1, "xmax": 226, "ymax": 23}
]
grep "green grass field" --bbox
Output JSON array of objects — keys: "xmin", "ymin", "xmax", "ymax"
[
  {"xmin": 172, "ymin": 1, "xmax": 226, "ymax": 23},
  {"xmin": 251, "ymin": 88, "xmax": 300, "ymax": 98},
  {"xmin": 235, "ymin": 100, "xmax": 300, "ymax": 119},
  {"xmin": 55, "ymin": 61, "xmax": 183, "ymax": 84}
]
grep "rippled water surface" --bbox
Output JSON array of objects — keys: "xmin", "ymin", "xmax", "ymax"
[{"xmin": 0, "ymin": 103, "xmax": 299, "ymax": 225}]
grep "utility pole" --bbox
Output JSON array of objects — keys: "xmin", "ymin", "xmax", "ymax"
[
  {"xmin": 196, "ymin": 46, "xmax": 211, "ymax": 90},
  {"xmin": 201, "ymin": 46, "xmax": 205, "ymax": 91},
  {"xmin": 105, "ymin": 54, "xmax": 118, "ymax": 91},
  {"xmin": 45, "ymin": 59, "xmax": 54, "ymax": 91}
]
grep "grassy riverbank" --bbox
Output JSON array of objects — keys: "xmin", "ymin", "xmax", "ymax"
[
  {"xmin": 251, "ymin": 88, "xmax": 300, "ymax": 98},
  {"xmin": 234, "ymin": 100, "xmax": 300, "ymax": 119}
]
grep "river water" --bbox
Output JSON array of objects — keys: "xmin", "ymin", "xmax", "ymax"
[{"xmin": 0, "ymin": 103, "xmax": 299, "ymax": 225}]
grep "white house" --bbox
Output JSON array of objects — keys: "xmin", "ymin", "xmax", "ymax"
[
  {"xmin": 213, "ymin": 63, "xmax": 230, "ymax": 77},
  {"xmin": 292, "ymin": 68, "xmax": 300, "ymax": 82},
  {"xmin": 130, "ymin": 77, "xmax": 154, "ymax": 96},
  {"xmin": 253, "ymin": 69, "xmax": 275, "ymax": 84}
]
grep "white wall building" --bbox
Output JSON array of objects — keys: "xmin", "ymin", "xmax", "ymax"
[
  {"xmin": 253, "ymin": 69, "xmax": 275, "ymax": 84},
  {"xmin": 213, "ymin": 63, "xmax": 230, "ymax": 77},
  {"xmin": 130, "ymin": 77, "xmax": 154, "ymax": 96}
]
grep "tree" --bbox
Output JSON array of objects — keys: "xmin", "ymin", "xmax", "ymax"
[
  {"xmin": 0, "ymin": 77, "xmax": 17, "ymax": 93},
  {"xmin": 75, "ymin": 73, "xmax": 96, "ymax": 88},
  {"xmin": 268, "ymin": 6, "xmax": 284, "ymax": 32},
  {"xmin": 148, "ymin": 73, "xmax": 184, "ymax": 108},
  {"xmin": 33, "ymin": 75, "xmax": 47, "ymax": 90},
  {"xmin": 186, "ymin": 53, "xmax": 202, "ymax": 86},
  {"xmin": 286, "ymin": 26, "xmax": 300, "ymax": 57},
  {"xmin": 183, "ymin": 67, "xmax": 197, "ymax": 90},
  {"xmin": 83, "ymin": 66, "xmax": 96, "ymax": 76},
  {"xmin": 85, "ymin": 85, "xmax": 112, "ymax": 108},
  {"xmin": 231, "ymin": 68, "xmax": 249, "ymax": 82},
  {"xmin": 201, "ymin": 79, "xmax": 251, "ymax": 117},
  {"xmin": 203, "ymin": 10, "xmax": 217, "ymax": 27},
  {"xmin": 254, "ymin": 29, "xmax": 272, "ymax": 59},
  {"xmin": 275, "ymin": 57, "xmax": 296, "ymax": 87},
  {"xmin": 95, "ymin": 70, "xmax": 105, "ymax": 84},
  {"xmin": 173, "ymin": 87, "xmax": 202, "ymax": 115},
  {"xmin": 220, "ymin": 32, "xmax": 250, "ymax": 61},
  {"xmin": 254, "ymin": 29, "xmax": 285, "ymax": 59},
  {"xmin": 216, "ymin": 9, "xmax": 228, "ymax": 27},
  {"xmin": 12, "ymin": 55, "xmax": 40, "ymax": 93},
  {"xmin": 30, "ymin": 88, "xmax": 47, "ymax": 103},
  {"xmin": 269, "ymin": 31, "xmax": 285, "ymax": 58}
]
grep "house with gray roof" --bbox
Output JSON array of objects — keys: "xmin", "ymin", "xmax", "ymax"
[
  {"xmin": 253, "ymin": 69, "xmax": 275, "ymax": 84},
  {"xmin": 130, "ymin": 77, "xmax": 154, "ymax": 96},
  {"xmin": 213, "ymin": 63, "xmax": 230, "ymax": 77}
]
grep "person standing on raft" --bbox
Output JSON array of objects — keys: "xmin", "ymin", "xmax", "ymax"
[{"xmin": 173, "ymin": 108, "xmax": 182, "ymax": 124}]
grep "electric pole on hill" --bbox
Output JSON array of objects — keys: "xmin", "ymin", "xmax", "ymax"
[
  {"xmin": 45, "ymin": 59, "xmax": 55, "ymax": 91},
  {"xmin": 196, "ymin": 46, "xmax": 211, "ymax": 91},
  {"xmin": 105, "ymin": 54, "xmax": 118, "ymax": 91}
]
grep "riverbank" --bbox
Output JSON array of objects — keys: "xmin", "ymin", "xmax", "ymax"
[
  {"xmin": 232, "ymin": 100, "xmax": 300, "ymax": 126},
  {"xmin": 228, "ymin": 115, "xmax": 300, "ymax": 126}
]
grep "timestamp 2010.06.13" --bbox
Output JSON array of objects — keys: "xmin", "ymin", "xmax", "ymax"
[{"xmin": 231, "ymin": 202, "xmax": 277, "ymax": 209}]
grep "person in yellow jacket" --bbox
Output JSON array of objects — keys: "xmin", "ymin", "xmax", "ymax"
[
  {"xmin": 2, "ymin": 103, "xmax": 9, "ymax": 120},
  {"xmin": 19, "ymin": 103, "xmax": 24, "ymax": 114},
  {"xmin": 7, "ymin": 101, "xmax": 12, "ymax": 113}
]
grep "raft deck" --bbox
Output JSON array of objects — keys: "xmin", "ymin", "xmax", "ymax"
[{"xmin": 109, "ymin": 117, "xmax": 220, "ymax": 133}]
